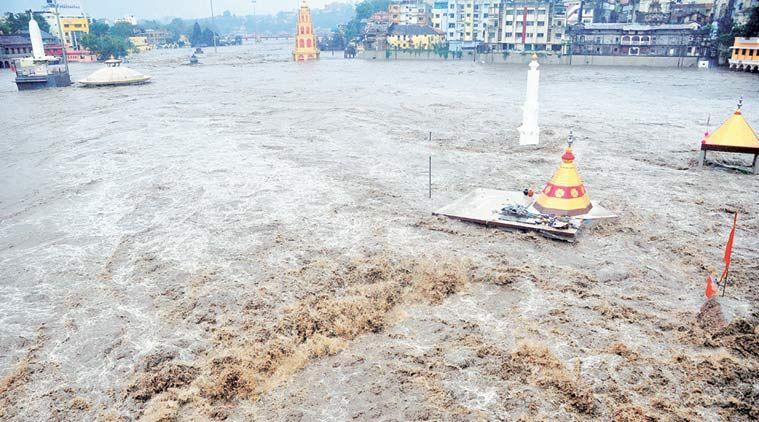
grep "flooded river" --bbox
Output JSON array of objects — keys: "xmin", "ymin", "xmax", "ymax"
[{"xmin": 1, "ymin": 40, "xmax": 758, "ymax": 420}]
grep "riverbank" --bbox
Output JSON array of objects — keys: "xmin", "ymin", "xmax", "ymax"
[{"xmin": 359, "ymin": 49, "xmax": 702, "ymax": 67}]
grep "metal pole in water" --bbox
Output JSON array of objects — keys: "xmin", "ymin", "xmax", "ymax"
[
  {"xmin": 210, "ymin": 0, "xmax": 218, "ymax": 53},
  {"xmin": 429, "ymin": 131, "xmax": 432, "ymax": 199},
  {"xmin": 50, "ymin": 1, "xmax": 69, "ymax": 72}
]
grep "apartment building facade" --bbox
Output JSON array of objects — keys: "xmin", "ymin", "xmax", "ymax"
[{"xmin": 389, "ymin": 1, "xmax": 433, "ymax": 26}]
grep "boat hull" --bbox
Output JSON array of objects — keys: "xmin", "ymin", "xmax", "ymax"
[{"xmin": 15, "ymin": 72, "xmax": 72, "ymax": 91}]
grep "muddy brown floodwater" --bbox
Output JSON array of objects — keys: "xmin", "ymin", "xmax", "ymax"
[{"xmin": 0, "ymin": 40, "xmax": 758, "ymax": 421}]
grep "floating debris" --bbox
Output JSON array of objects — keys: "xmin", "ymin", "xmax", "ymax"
[{"xmin": 435, "ymin": 131, "xmax": 616, "ymax": 242}]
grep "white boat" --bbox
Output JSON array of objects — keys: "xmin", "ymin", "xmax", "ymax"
[{"xmin": 79, "ymin": 57, "xmax": 151, "ymax": 87}]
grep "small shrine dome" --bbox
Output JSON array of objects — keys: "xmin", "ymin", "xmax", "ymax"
[
  {"xmin": 533, "ymin": 131, "xmax": 593, "ymax": 217},
  {"xmin": 79, "ymin": 56, "xmax": 151, "ymax": 87}
]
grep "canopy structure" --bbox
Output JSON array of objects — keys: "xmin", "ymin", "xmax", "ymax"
[
  {"xmin": 533, "ymin": 131, "xmax": 593, "ymax": 217},
  {"xmin": 699, "ymin": 99, "xmax": 759, "ymax": 174}
]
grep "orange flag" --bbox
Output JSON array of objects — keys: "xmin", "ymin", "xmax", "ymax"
[
  {"xmin": 705, "ymin": 274, "xmax": 716, "ymax": 299},
  {"xmin": 720, "ymin": 213, "xmax": 738, "ymax": 282}
]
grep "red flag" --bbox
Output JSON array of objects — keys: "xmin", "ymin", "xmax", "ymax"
[
  {"xmin": 720, "ymin": 213, "xmax": 738, "ymax": 282},
  {"xmin": 705, "ymin": 274, "xmax": 716, "ymax": 299}
]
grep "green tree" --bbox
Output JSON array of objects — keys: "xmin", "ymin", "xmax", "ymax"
[
  {"xmin": 716, "ymin": 15, "xmax": 738, "ymax": 61},
  {"xmin": 739, "ymin": 7, "xmax": 759, "ymax": 37},
  {"xmin": 89, "ymin": 20, "xmax": 110, "ymax": 37},
  {"xmin": 201, "ymin": 28, "xmax": 216, "ymax": 46},
  {"xmin": 80, "ymin": 33, "xmax": 133, "ymax": 59},
  {"xmin": 110, "ymin": 22, "xmax": 136, "ymax": 38},
  {"xmin": 190, "ymin": 22, "xmax": 203, "ymax": 46},
  {"xmin": 1, "ymin": 11, "xmax": 51, "ymax": 35},
  {"xmin": 344, "ymin": 0, "xmax": 390, "ymax": 41}
]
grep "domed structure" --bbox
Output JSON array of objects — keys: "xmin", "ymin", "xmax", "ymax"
[
  {"xmin": 79, "ymin": 57, "xmax": 151, "ymax": 87},
  {"xmin": 533, "ymin": 131, "xmax": 593, "ymax": 217}
]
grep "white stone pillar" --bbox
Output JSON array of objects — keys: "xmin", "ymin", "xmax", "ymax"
[{"xmin": 518, "ymin": 54, "xmax": 540, "ymax": 146}]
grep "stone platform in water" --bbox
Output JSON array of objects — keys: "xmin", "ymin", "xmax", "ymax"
[{"xmin": 433, "ymin": 188, "xmax": 617, "ymax": 242}]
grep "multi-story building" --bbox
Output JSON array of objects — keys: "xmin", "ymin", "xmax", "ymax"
[
  {"xmin": 59, "ymin": 16, "xmax": 89, "ymax": 50},
  {"xmin": 41, "ymin": 2, "xmax": 90, "ymax": 50},
  {"xmin": 431, "ymin": 1, "xmax": 503, "ymax": 50},
  {"xmin": 565, "ymin": 1, "xmax": 595, "ymax": 24},
  {"xmin": 733, "ymin": 0, "xmax": 758, "ymax": 25},
  {"xmin": 669, "ymin": 3, "xmax": 713, "ymax": 25},
  {"xmin": 570, "ymin": 23, "xmax": 703, "ymax": 57},
  {"xmin": 144, "ymin": 29, "xmax": 171, "ymax": 47},
  {"xmin": 114, "ymin": 15, "xmax": 138, "ymax": 26},
  {"xmin": 363, "ymin": 12, "xmax": 393, "ymax": 50},
  {"xmin": 128, "ymin": 36, "xmax": 152, "ymax": 53},
  {"xmin": 499, "ymin": 1, "xmax": 567, "ymax": 52},
  {"xmin": 387, "ymin": 24, "xmax": 446, "ymax": 49},
  {"xmin": 729, "ymin": 37, "xmax": 759, "ymax": 72},
  {"xmin": 551, "ymin": 4, "xmax": 570, "ymax": 53},
  {"xmin": 389, "ymin": 1, "xmax": 432, "ymax": 26}
]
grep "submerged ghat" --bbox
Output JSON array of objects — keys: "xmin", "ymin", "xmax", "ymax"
[{"xmin": 1, "ymin": 41, "xmax": 758, "ymax": 420}]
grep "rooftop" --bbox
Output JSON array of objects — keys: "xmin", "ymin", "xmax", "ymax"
[{"xmin": 0, "ymin": 30, "xmax": 58, "ymax": 47}]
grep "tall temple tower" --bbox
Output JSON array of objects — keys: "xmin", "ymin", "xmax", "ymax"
[{"xmin": 293, "ymin": 0, "xmax": 319, "ymax": 62}]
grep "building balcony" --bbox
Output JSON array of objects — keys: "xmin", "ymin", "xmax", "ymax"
[{"xmin": 729, "ymin": 58, "xmax": 759, "ymax": 67}]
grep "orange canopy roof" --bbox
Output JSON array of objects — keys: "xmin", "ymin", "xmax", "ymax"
[{"xmin": 703, "ymin": 108, "xmax": 759, "ymax": 149}]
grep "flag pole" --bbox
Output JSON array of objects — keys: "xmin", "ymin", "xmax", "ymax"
[{"xmin": 720, "ymin": 212, "xmax": 738, "ymax": 297}]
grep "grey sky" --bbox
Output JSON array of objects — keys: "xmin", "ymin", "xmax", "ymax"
[{"xmin": 2, "ymin": 0, "xmax": 345, "ymax": 19}]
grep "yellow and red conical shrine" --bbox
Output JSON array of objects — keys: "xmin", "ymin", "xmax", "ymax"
[
  {"xmin": 293, "ymin": 0, "xmax": 319, "ymax": 62},
  {"xmin": 533, "ymin": 131, "xmax": 593, "ymax": 217}
]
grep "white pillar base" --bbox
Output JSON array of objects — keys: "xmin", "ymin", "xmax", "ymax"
[{"xmin": 519, "ymin": 125, "xmax": 540, "ymax": 146}]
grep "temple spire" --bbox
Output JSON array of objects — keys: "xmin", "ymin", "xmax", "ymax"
[{"xmin": 293, "ymin": 0, "xmax": 320, "ymax": 62}]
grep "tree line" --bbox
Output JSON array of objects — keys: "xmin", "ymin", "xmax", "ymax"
[{"xmin": 0, "ymin": 11, "xmax": 51, "ymax": 35}]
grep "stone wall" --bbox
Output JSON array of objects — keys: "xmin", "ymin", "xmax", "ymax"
[{"xmin": 357, "ymin": 50, "xmax": 700, "ymax": 68}]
